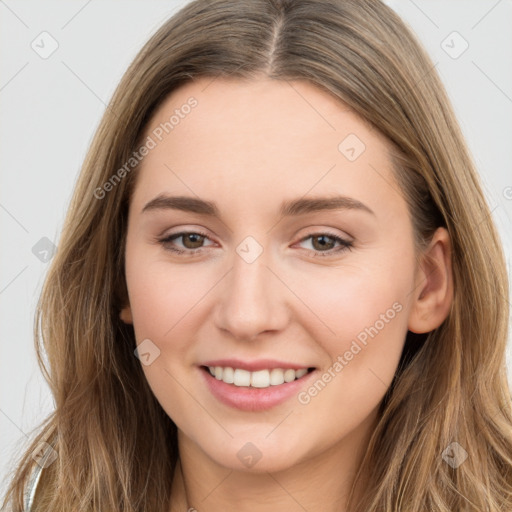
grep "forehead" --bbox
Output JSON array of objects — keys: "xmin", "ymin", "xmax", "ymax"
[
  {"xmin": 131, "ymin": 77, "xmax": 402, "ymax": 221},
  {"xmin": 144, "ymin": 76, "xmax": 383, "ymax": 153}
]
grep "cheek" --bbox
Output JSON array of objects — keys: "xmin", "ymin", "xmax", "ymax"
[
  {"xmin": 124, "ymin": 256, "xmax": 211, "ymax": 424},
  {"xmin": 294, "ymin": 254, "xmax": 412, "ymax": 349},
  {"xmin": 291, "ymin": 245, "xmax": 414, "ymax": 388},
  {"xmin": 125, "ymin": 250, "xmax": 205, "ymax": 341}
]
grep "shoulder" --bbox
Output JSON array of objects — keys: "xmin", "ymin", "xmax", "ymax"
[
  {"xmin": 23, "ymin": 437, "xmax": 58, "ymax": 510},
  {"xmin": 24, "ymin": 462, "xmax": 44, "ymax": 511}
]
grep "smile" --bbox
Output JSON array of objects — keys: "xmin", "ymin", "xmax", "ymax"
[
  {"xmin": 199, "ymin": 365, "xmax": 317, "ymax": 411},
  {"xmin": 205, "ymin": 366, "xmax": 313, "ymax": 388}
]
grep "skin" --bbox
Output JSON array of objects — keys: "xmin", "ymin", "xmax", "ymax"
[{"xmin": 119, "ymin": 77, "xmax": 453, "ymax": 512}]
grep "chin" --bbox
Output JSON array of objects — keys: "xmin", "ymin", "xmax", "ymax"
[{"xmin": 201, "ymin": 436, "xmax": 307, "ymax": 474}]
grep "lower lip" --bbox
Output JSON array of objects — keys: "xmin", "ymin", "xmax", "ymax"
[{"xmin": 199, "ymin": 366, "xmax": 316, "ymax": 411}]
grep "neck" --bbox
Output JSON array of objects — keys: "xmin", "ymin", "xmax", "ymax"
[
  {"xmin": 170, "ymin": 458, "xmax": 190, "ymax": 512},
  {"xmin": 169, "ymin": 410, "xmax": 377, "ymax": 512}
]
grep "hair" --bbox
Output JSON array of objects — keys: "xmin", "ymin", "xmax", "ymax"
[{"xmin": 2, "ymin": 0, "xmax": 512, "ymax": 510}]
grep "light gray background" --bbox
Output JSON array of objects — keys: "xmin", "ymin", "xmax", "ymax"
[{"xmin": 1, "ymin": 0, "xmax": 511, "ymax": 497}]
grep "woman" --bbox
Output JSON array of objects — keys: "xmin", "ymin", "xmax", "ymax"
[{"xmin": 2, "ymin": 0, "xmax": 512, "ymax": 510}]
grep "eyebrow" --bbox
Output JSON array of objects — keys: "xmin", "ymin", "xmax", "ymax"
[{"xmin": 141, "ymin": 194, "xmax": 375, "ymax": 217}]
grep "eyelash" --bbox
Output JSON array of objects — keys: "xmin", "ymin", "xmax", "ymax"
[{"xmin": 157, "ymin": 230, "xmax": 353, "ymax": 258}]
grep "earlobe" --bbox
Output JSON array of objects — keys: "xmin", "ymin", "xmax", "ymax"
[
  {"xmin": 408, "ymin": 227, "xmax": 453, "ymax": 334},
  {"xmin": 119, "ymin": 305, "xmax": 133, "ymax": 324}
]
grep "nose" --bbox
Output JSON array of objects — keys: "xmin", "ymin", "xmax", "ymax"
[{"xmin": 214, "ymin": 246, "xmax": 289, "ymax": 341}]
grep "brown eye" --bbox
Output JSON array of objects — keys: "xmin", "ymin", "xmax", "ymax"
[
  {"xmin": 179, "ymin": 233, "xmax": 206, "ymax": 249},
  {"xmin": 311, "ymin": 234, "xmax": 337, "ymax": 251},
  {"xmin": 159, "ymin": 231, "xmax": 214, "ymax": 255},
  {"xmin": 297, "ymin": 233, "xmax": 353, "ymax": 257}
]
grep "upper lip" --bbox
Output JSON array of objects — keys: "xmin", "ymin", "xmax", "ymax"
[{"xmin": 200, "ymin": 359, "xmax": 313, "ymax": 372}]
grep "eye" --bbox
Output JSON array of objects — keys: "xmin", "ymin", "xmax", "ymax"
[
  {"xmin": 296, "ymin": 232, "xmax": 353, "ymax": 257},
  {"xmin": 158, "ymin": 230, "xmax": 214, "ymax": 255},
  {"xmin": 157, "ymin": 230, "xmax": 353, "ymax": 258}
]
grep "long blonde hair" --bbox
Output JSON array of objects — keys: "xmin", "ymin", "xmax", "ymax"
[{"xmin": 2, "ymin": 0, "xmax": 511, "ymax": 510}]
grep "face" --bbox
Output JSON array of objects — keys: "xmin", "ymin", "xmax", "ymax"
[{"xmin": 120, "ymin": 77, "xmax": 419, "ymax": 473}]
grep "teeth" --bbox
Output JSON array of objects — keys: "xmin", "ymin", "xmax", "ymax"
[
  {"xmin": 251, "ymin": 369, "xmax": 269, "ymax": 388},
  {"xmin": 222, "ymin": 366, "xmax": 234, "ymax": 384},
  {"xmin": 207, "ymin": 366, "xmax": 310, "ymax": 388}
]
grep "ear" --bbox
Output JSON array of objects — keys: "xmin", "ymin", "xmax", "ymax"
[
  {"xmin": 119, "ymin": 303, "xmax": 133, "ymax": 325},
  {"xmin": 408, "ymin": 227, "xmax": 453, "ymax": 334}
]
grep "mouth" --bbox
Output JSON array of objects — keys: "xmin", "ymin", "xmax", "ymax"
[
  {"xmin": 200, "ymin": 365, "xmax": 316, "ymax": 388},
  {"xmin": 199, "ymin": 364, "xmax": 318, "ymax": 411}
]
